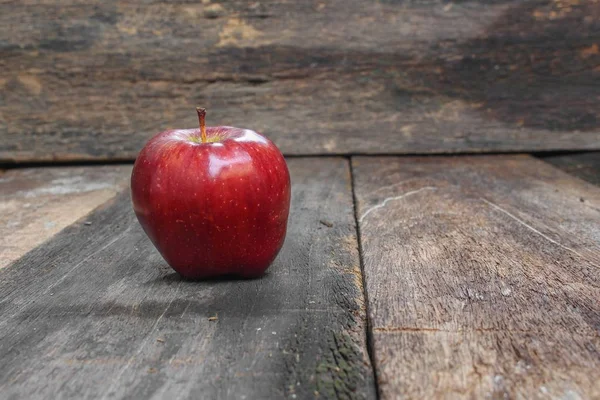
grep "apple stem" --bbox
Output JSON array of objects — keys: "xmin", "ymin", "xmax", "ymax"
[{"xmin": 196, "ymin": 107, "xmax": 207, "ymax": 143}]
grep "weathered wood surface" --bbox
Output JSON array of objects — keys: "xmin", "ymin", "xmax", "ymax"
[
  {"xmin": 2, "ymin": 1, "xmax": 600, "ymax": 162},
  {"xmin": 353, "ymin": 155, "xmax": 600, "ymax": 399},
  {"xmin": 541, "ymin": 152, "xmax": 600, "ymax": 186},
  {"xmin": 0, "ymin": 165, "xmax": 131, "ymax": 269},
  {"xmin": 0, "ymin": 158, "xmax": 375, "ymax": 399}
]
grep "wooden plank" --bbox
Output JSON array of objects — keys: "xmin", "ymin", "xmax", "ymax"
[
  {"xmin": 540, "ymin": 152, "xmax": 600, "ymax": 187},
  {"xmin": 0, "ymin": 158, "xmax": 376, "ymax": 399},
  {"xmin": 2, "ymin": 1, "xmax": 600, "ymax": 161},
  {"xmin": 352, "ymin": 155, "xmax": 600, "ymax": 399},
  {"xmin": 0, "ymin": 165, "xmax": 131, "ymax": 269}
]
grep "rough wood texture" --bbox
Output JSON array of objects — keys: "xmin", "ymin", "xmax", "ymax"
[
  {"xmin": 353, "ymin": 155, "xmax": 600, "ymax": 399},
  {"xmin": 541, "ymin": 152, "xmax": 600, "ymax": 186},
  {"xmin": 0, "ymin": 165, "xmax": 131, "ymax": 269},
  {"xmin": 0, "ymin": 158, "xmax": 375, "ymax": 399},
  {"xmin": 2, "ymin": 0, "xmax": 600, "ymax": 161}
]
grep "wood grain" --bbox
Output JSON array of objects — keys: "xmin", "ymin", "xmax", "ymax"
[
  {"xmin": 0, "ymin": 158, "xmax": 375, "ymax": 399},
  {"xmin": 541, "ymin": 152, "xmax": 600, "ymax": 187},
  {"xmin": 0, "ymin": 165, "xmax": 131, "ymax": 269},
  {"xmin": 2, "ymin": 0, "xmax": 600, "ymax": 161},
  {"xmin": 352, "ymin": 155, "xmax": 600, "ymax": 399}
]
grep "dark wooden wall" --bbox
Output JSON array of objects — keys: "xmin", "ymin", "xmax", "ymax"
[{"xmin": 2, "ymin": 0, "xmax": 600, "ymax": 162}]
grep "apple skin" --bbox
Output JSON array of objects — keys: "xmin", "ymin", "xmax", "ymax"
[{"xmin": 131, "ymin": 126, "xmax": 291, "ymax": 279}]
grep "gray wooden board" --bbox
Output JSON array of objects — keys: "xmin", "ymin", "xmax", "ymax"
[
  {"xmin": 0, "ymin": 165, "xmax": 131, "ymax": 269},
  {"xmin": 540, "ymin": 152, "xmax": 600, "ymax": 187},
  {"xmin": 352, "ymin": 155, "xmax": 600, "ymax": 399},
  {"xmin": 2, "ymin": 0, "xmax": 600, "ymax": 162},
  {"xmin": 0, "ymin": 158, "xmax": 375, "ymax": 399}
]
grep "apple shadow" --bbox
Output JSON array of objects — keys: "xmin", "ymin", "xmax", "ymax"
[
  {"xmin": 137, "ymin": 266, "xmax": 285, "ymax": 320},
  {"xmin": 150, "ymin": 270, "xmax": 270, "ymax": 284}
]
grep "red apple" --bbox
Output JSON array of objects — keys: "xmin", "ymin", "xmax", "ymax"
[{"xmin": 131, "ymin": 108, "xmax": 290, "ymax": 279}]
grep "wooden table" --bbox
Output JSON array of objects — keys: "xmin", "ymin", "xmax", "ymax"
[
  {"xmin": 1, "ymin": 154, "xmax": 599, "ymax": 399},
  {"xmin": 1, "ymin": 1, "xmax": 600, "ymax": 399}
]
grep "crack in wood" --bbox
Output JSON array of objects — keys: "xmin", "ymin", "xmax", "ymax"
[
  {"xmin": 359, "ymin": 187, "xmax": 437, "ymax": 223},
  {"xmin": 480, "ymin": 197, "xmax": 598, "ymax": 268}
]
